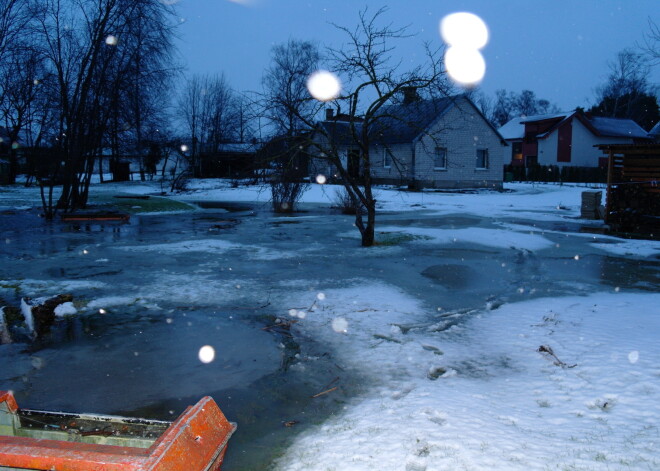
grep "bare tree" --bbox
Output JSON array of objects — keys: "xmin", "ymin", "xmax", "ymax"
[
  {"xmin": 490, "ymin": 89, "xmax": 517, "ymax": 127},
  {"xmin": 641, "ymin": 18, "xmax": 660, "ymax": 65},
  {"xmin": 262, "ymin": 39, "xmax": 321, "ymax": 137},
  {"xmin": 489, "ymin": 89, "xmax": 560, "ymax": 127},
  {"xmin": 178, "ymin": 73, "xmax": 240, "ymax": 177},
  {"xmin": 590, "ymin": 48, "xmax": 659, "ymax": 130},
  {"xmin": 0, "ymin": 0, "xmax": 29, "ymax": 64},
  {"xmin": 259, "ymin": 39, "xmax": 322, "ymax": 212},
  {"xmin": 29, "ymin": 0, "xmax": 178, "ymax": 216},
  {"xmin": 121, "ymin": 0, "xmax": 179, "ymax": 181},
  {"xmin": 0, "ymin": 45, "xmax": 51, "ymax": 182},
  {"xmin": 289, "ymin": 7, "xmax": 448, "ymax": 246}
]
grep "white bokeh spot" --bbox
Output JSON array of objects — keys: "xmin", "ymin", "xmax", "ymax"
[
  {"xmin": 444, "ymin": 47, "xmax": 486, "ymax": 86},
  {"xmin": 628, "ymin": 351, "xmax": 639, "ymax": 364},
  {"xmin": 332, "ymin": 317, "xmax": 348, "ymax": 333},
  {"xmin": 440, "ymin": 12, "xmax": 488, "ymax": 86},
  {"xmin": 307, "ymin": 70, "xmax": 341, "ymax": 102},
  {"xmin": 198, "ymin": 345, "xmax": 215, "ymax": 364},
  {"xmin": 440, "ymin": 12, "xmax": 489, "ymax": 49}
]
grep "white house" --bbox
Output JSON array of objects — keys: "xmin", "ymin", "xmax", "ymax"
[
  {"xmin": 310, "ymin": 94, "xmax": 507, "ymax": 189},
  {"xmin": 650, "ymin": 121, "xmax": 660, "ymax": 142},
  {"xmin": 499, "ymin": 111, "xmax": 650, "ymax": 168}
]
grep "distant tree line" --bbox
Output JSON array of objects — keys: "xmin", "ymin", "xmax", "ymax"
[{"xmin": 0, "ymin": 0, "xmax": 179, "ymax": 217}]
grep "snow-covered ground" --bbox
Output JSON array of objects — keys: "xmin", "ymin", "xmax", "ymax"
[
  {"xmin": 2, "ymin": 179, "xmax": 659, "ymax": 470},
  {"xmin": 274, "ymin": 286, "xmax": 660, "ymax": 471},
  {"xmin": 174, "ymin": 181, "xmax": 660, "ymax": 470}
]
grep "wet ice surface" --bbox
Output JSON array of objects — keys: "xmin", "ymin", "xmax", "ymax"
[{"xmin": 1, "ymin": 191, "xmax": 659, "ymax": 470}]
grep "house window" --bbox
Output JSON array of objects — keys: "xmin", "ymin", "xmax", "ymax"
[
  {"xmin": 476, "ymin": 149, "xmax": 488, "ymax": 169},
  {"xmin": 434, "ymin": 147, "xmax": 447, "ymax": 170},
  {"xmin": 383, "ymin": 148, "xmax": 391, "ymax": 168}
]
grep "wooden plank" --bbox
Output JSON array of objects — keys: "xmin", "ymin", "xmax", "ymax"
[
  {"xmin": 623, "ymin": 167, "xmax": 660, "ymax": 172},
  {"xmin": 624, "ymin": 158, "xmax": 660, "ymax": 166},
  {"xmin": 620, "ymin": 175, "xmax": 660, "ymax": 181}
]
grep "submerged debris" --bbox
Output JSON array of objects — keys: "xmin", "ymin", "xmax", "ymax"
[
  {"xmin": 6, "ymin": 294, "xmax": 75, "ymax": 339},
  {"xmin": 0, "ymin": 307, "xmax": 11, "ymax": 344},
  {"xmin": 538, "ymin": 344, "xmax": 577, "ymax": 369}
]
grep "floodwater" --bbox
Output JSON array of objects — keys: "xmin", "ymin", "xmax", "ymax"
[{"xmin": 1, "ymin": 200, "xmax": 658, "ymax": 469}]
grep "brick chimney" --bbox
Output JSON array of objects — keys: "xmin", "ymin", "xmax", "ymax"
[
  {"xmin": 402, "ymin": 87, "xmax": 420, "ymax": 104},
  {"xmin": 325, "ymin": 108, "xmax": 334, "ymax": 120}
]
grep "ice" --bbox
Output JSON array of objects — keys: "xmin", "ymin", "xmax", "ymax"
[{"xmin": 20, "ymin": 298, "xmax": 34, "ymax": 334}]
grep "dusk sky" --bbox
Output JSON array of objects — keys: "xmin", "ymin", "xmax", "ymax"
[{"xmin": 174, "ymin": 0, "xmax": 660, "ymax": 112}]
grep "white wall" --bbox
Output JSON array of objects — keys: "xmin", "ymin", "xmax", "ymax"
[
  {"xmin": 538, "ymin": 118, "xmax": 635, "ymax": 168},
  {"xmin": 415, "ymin": 97, "xmax": 506, "ymax": 188}
]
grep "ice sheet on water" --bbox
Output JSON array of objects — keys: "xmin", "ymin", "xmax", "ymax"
[
  {"xmin": 115, "ymin": 239, "xmax": 240, "ymax": 254},
  {"xmin": 592, "ymin": 240, "xmax": 660, "ymax": 258},
  {"xmin": 378, "ymin": 226, "xmax": 554, "ymax": 251}
]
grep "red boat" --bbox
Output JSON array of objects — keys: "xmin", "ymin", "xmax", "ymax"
[{"xmin": 0, "ymin": 390, "xmax": 236, "ymax": 471}]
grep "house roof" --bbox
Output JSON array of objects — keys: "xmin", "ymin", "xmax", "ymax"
[
  {"xmin": 371, "ymin": 96, "xmax": 456, "ymax": 144},
  {"xmin": 499, "ymin": 112, "xmax": 650, "ymax": 141},
  {"xmin": 650, "ymin": 121, "xmax": 660, "ymax": 136},
  {"xmin": 498, "ymin": 113, "xmax": 569, "ymax": 140},
  {"xmin": 316, "ymin": 94, "xmax": 506, "ymax": 147},
  {"xmin": 587, "ymin": 116, "xmax": 649, "ymax": 138}
]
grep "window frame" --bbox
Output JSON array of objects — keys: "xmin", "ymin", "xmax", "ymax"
[
  {"xmin": 433, "ymin": 146, "xmax": 447, "ymax": 171},
  {"xmin": 383, "ymin": 147, "xmax": 391, "ymax": 169},
  {"xmin": 476, "ymin": 148, "xmax": 489, "ymax": 170}
]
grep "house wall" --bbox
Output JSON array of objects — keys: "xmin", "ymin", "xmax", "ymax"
[
  {"xmin": 538, "ymin": 118, "xmax": 635, "ymax": 167},
  {"xmin": 570, "ymin": 119, "xmax": 633, "ymax": 167},
  {"xmin": 370, "ymin": 143, "xmax": 413, "ymax": 184},
  {"xmin": 308, "ymin": 134, "xmax": 354, "ymax": 182},
  {"xmin": 413, "ymin": 98, "xmax": 506, "ymax": 189}
]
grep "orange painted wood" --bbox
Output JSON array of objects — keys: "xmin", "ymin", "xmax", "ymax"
[
  {"xmin": 0, "ymin": 391, "xmax": 235, "ymax": 471},
  {"xmin": 0, "ymin": 391, "xmax": 18, "ymax": 413}
]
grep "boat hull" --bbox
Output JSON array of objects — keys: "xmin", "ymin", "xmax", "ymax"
[{"xmin": 0, "ymin": 391, "xmax": 235, "ymax": 471}]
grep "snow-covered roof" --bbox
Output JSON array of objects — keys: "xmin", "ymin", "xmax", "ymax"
[
  {"xmin": 519, "ymin": 112, "xmax": 570, "ymax": 124},
  {"xmin": 588, "ymin": 117, "xmax": 649, "ymax": 139},
  {"xmin": 498, "ymin": 113, "xmax": 569, "ymax": 140},
  {"xmin": 499, "ymin": 112, "xmax": 650, "ymax": 141},
  {"xmin": 649, "ymin": 121, "xmax": 660, "ymax": 137}
]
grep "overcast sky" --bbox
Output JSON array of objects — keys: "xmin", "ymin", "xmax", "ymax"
[{"xmin": 173, "ymin": 0, "xmax": 660, "ymax": 112}]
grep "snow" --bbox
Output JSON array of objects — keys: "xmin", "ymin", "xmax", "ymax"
[
  {"xmin": 54, "ymin": 302, "xmax": 77, "ymax": 317},
  {"xmin": 274, "ymin": 287, "xmax": 660, "ymax": 471},
  {"xmin": 172, "ymin": 180, "xmax": 600, "ymax": 223},
  {"xmin": 2, "ymin": 178, "xmax": 658, "ymax": 469}
]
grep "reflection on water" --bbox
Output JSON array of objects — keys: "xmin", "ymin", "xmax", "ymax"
[{"xmin": 22, "ymin": 310, "xmax": 280, "ymax": 414}]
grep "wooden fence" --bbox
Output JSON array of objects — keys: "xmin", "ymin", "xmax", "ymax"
[{"xmin": 598, "ymin": 144, "xmax": 660, "ymax": 233}]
